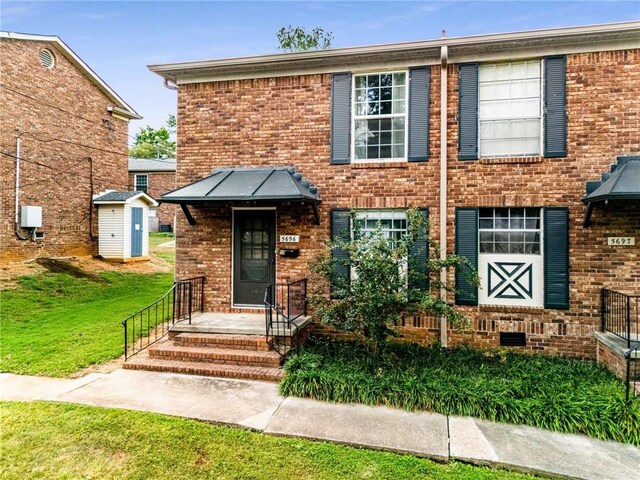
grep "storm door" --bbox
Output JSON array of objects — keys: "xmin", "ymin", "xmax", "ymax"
[{"xmin": 233, "ymin": 210, "xmax": 276, "ymax": 306}]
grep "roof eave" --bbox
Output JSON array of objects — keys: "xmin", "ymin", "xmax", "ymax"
[
  {"xmin": 148, "ymin": 21, "xmax": 640, "ymax": 83},
  {"xmin": 1, "ymin": 31, "xmax": 141, "ymax": 120}
]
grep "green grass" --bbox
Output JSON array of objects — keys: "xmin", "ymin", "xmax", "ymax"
[
  {"xmin": 0, "ymin": 271, "xmax": 173, "ymax": 376},
  {"xmin": 149, "ymin": 232, "xmax": 174, "ymax": 248},
  {"xmin": 0, "ymin": 402, "xmax": 539, "ymax": 480},
  {"xmin": 281, "ymin": 339, "xmax": 640, "ymax": 446},
  {"xmin": 149, "ymin": 232, "xmax": 175, "ymax": 264}
]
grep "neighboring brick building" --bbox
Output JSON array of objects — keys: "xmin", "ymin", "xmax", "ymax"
[
  {"xmin": 128, "ymin": 157, "xmax": 176, "ymax": 231},
  {"xmin": 0, "ymin": 32, "xmax": 140, "ymax": 262},
  {"xmin": 149, "ymin": 22, "xmax": 640, "ymax": 360}
]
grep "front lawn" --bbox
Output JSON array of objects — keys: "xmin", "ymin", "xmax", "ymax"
[
  {"xmin": 281, "ymin": 339, "xmax": 640, "ymax": 446},
  {"xmin": 0, "ymin": 402, "xmax": 538, "ymax": 480},
  {"xmin": 0, "ymin": 270, "xmax": 173, "ymax": 376}
]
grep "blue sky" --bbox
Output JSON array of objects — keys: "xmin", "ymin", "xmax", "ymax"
[{"xmin": 3, "ymin": 1, "xmax": 639, "ymax": 137}]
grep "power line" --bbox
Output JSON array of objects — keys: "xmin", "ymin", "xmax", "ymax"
[
  {"xmin": 1, "ymin": 83, "xmax": 178, "ymax": 155},
  {"xmin": 0, "ymin": 151, "xmax": 136, "ymax": 191}
]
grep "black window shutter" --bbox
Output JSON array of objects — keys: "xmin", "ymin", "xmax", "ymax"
[
  {"xmin": 543, "ymin": 207, "xmax": 569, "ymax": 309},
  {"xmin": 409, "ymin": 208, "xmax": 429, "ymax": 291},
  {"xmin": 330, "ymin": 209, "xmax": 351, "ymax": 294},
  {"xmin": 408, "ymin": 67, "xmax": 430, "ymax": 162},
  {"xmin": 544, "ymin": 56, "xmax": 567, "ymax": 158},
  {"xmin": 458, "ymin": 63, "xmax": 479, "ymax": 160},
  {"xmin": 455, "ymin": 207, "xmax": 478, "ymax": 305},
  {"xmin": 330, "ymin": 72, "xmax": 351, "ymax": 165}
]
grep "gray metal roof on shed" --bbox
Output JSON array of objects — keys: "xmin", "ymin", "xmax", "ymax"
[
  {"xmin": 160, "ymin": 167, "xmax": 320, "ymax": 204},
  {"xmin": 583, "ymin": 157, "xmax": 640, "ymax": 203},
  {"xmin": 129, "ymin": 158, "xmax": 176, "ymax": 172},
  {"xmin": 93, "ymin": 191, "xmax": 141, "ymax": 202}
]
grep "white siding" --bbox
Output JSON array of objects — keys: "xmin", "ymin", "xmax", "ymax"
[{"xmin": 98, "ymin": 205, "xmax": 125, "ymax": 259}]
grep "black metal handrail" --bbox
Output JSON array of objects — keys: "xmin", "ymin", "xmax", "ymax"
[
  {"xmin": 123, "ymin": 276, "xmax": 205, "ymax": 359},
  {"xmin": 625, "ymin": 342, "xmax": 640, "ymax": 401},
  {"xmin": 601, "ymin": 288, "xmax": 640, "ymax": 349},
  {"xmin": 264, "ymin": 278, "xmax": 308, "ymax": 356}
]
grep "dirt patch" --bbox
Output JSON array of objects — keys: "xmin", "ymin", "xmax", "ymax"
[
  {"xmin": 70, "ymin": 356, "xmax": 124, "ymax": 378},
  {"xmin": 1, "ymin": 248, "xmax": 173, "ymax": 288}
]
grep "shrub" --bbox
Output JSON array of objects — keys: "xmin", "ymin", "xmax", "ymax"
[
  {"xmin": 281, "ymin": 339, "xmax": 640, "ymax": 446},
  {"xmin": 309, "ymin": 209, "xmax": 478, "ymax": 354}
]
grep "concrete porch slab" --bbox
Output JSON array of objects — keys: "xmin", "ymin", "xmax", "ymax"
[
  {"xmin": 449, "ymin": 416, "xmax": 640, "ymax": 480},
  {"xmin": 172, "ymin": 312, "xmax": 311, "ymax": 336},
  {"xmin": 264, "ymin": 397, "xmax": 449, "ymax": 460},
  {"xmin": 55, "ymin": 369, "xmax": 284, "ymax": 430}
]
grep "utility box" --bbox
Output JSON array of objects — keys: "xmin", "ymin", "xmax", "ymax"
[{"xmin": 21, "ymin": 206, "xmax": 42, "ymax": 228}]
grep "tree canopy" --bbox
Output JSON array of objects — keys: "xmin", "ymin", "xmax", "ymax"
[
  {"xmin": 277, "ymin": 26, "xmax": 333, "ymax": 52},
  {"xmin": 129, "ymin": 114, "xmax": 176, "ymax": 159}
]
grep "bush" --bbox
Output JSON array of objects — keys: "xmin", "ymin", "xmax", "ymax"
[
  {"xmin": 309, "ymin": 209, "xmax": 478, "ymax": 353},
  {"xmin": 281, "ymin": 338, "xmax": 640, "ymax": 446}
]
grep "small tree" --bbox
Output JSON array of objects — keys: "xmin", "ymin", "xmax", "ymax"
[
  {"xmin": 277, "ymin": 25, "xmax": 333, "ymax": 52},
  {"xmin": 309, "ymin": 209, "xmax": 478, "ymax": 355},
  {"xmin": 129, "ymin": 115, "xmax": 176, "ymax": 159}
]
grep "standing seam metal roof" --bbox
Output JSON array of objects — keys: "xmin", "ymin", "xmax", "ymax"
[{"xmin": 160, "ymin": 167, "xmax": 320, "ymax": 203}]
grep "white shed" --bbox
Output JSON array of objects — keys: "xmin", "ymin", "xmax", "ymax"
[{"xmin": 93, "ymin": 191, "xmax": 158, "ymax": 262}]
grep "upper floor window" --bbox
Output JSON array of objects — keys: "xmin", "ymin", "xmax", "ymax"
[
  {"xmin": 353, "ymin": 72, "xmax": 407, "ymax": 161},
  {"xmin": 135, "ymin": 174, "xmax": 148, "ymax": 193},
  {"xmin": 478, "ymin": 60, "xmax": 541, "ymax": 157}
]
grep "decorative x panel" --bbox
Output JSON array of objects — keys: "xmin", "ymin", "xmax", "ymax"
[{"xmin": 488, "ymin": 262, "xmax": 533, "ymax": 300}]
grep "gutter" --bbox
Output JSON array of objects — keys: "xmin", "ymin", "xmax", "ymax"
[
  {"xmin": 147, "ymin": 21, "xmax": 640, "ymax": 83},
  {"xmin": 439, "ymin": 42, "xmax": 448, "ymax": 347}
]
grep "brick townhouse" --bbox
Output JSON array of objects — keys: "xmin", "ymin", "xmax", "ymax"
[
  {"xmin": 148, "ymin": 22, "xmax": 639, "ymax": 361},
  {"xmin": 0, "ymin": 32, "xmax": 140, "ymax": 262},
  {"xmin": 128, "ymin": 157, "xmax": 177, "ymax": 231}
]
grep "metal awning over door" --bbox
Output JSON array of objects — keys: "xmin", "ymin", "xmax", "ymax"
[
  {"xmin": 583, "ymin": 156, "xmax": 640, "ymax": 227},
  {"xmin": 160, "ymin": 166, "xmax": 321, "ymax": 224}
]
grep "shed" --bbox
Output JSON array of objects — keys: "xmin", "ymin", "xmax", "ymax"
[{"xmin": 93, "ymin": 191, "xmax": 158, "ymax": 261}]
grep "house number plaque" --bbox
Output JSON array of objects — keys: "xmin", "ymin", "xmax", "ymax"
[
  {"xmin": 607, "ymin": 237, "xmax": 635, "ymax": 246},
  {"xmin": 280, "ymin": 235, "xmax": 300, "ymax": 243}
]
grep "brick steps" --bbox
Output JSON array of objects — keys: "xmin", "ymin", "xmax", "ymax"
[
  {"xmin": 169, "ymin": 332, "xmax": 271, "ymax": 351},
  {"xmin": 123, "ymin": 332, "xmax": 285, "ymax": 382},
  {"xmin": 123, "ymin": 354, "xmax": 285, "ymax": 382},
  {"xmin": 148, "ymin": 342, "xmax": 282, "ymax": 367}
]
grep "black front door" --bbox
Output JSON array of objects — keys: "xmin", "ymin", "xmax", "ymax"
[{"xmin": 233, "ymin": 210, "xmax": 276, "ymax": 306}]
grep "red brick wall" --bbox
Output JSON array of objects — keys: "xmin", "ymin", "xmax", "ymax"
[
  {"xmin": 128, "ymin": 171, "xmax": 176, "ymax": 228},
  {"xmin": 0, "ymin": 38, "xmax": 130, "ymax": 262},
  {"xmin": 175, "ymin": 49, "xmax": 640, "ymax": 358}
]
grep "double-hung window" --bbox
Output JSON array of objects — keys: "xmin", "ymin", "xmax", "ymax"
[
  {"xmin": 353, "ymin": 72, "xmax": 407, "ymax": 161},
  {"xmin": 478, "ymin": 60, "xmax": 542, "ymax": 157},
  {"xmin": 135, "ymin": 174, "xmax": 148, "ymax": 194},
  {"xmin": 354, "ymin": 210, "xmax": 408, "ymax": 242}
]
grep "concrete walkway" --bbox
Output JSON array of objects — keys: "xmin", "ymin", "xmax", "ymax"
[{"xmin": 1, "ymin": 370, "xmax": 638, "ymax": 480}]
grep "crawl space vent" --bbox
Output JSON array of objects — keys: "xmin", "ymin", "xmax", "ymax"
[
  {"xmin": 39, "ymin": 49, "xmax": 55, "ymax": 69},
  {"xmin": 500, "ymin": 332, "xmax": 526, "ymax": 347}
]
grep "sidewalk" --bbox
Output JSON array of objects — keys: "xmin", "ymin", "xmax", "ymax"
[{"xmin": 1, "ymin": 369, "xmax": 638, "ymax": 480}]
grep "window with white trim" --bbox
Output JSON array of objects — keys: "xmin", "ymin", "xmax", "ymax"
[
  {"xmin": 479, "ymin": 60, "xmax": 542, "ymax": 157},
  {"xmin": 353, "ymin": 72, "xmax": 407, "ymax": 161},
  {"xmin": 134, "ymin": 174, "xmax": 148, "ymax": 193},
  {"xmin": 354, "ymin": 210, "xmax": 408, "ymax": 242}
]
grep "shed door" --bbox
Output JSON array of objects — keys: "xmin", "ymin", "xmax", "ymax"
[
  {"xmin": 131, "ymin": 207, "xmax": 143, "ymax": 257},
  {"xmin": 233, "ymin": 210, "xmax": 275, "ymax": 306}
]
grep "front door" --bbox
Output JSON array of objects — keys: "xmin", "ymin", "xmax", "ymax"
[
  {"xmin": 131, "ymin": 207, "xmax": 143, "ymax": 257},
  {"xmin": 233, "ymin": 210, "xmax": 275, "ymax": 306}
]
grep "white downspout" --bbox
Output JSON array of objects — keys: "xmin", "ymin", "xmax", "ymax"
[{"xmin": 439, "ymin": 43, "xmax": 449, "ymax": 347}]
